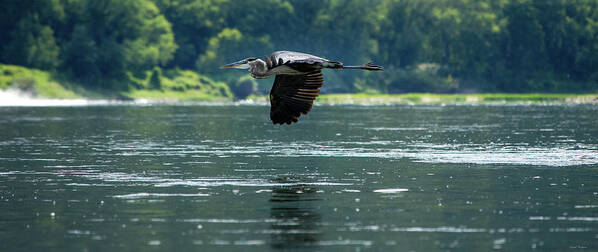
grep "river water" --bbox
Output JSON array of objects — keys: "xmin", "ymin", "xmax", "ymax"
[{"xmin": 1, "ymin": 104, "xmax": 597, "ymax": 251}]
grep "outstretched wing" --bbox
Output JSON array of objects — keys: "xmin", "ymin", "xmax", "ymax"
[{"xmin": 269, "ymin": 71, "xmax": 324, "ymax": 125}]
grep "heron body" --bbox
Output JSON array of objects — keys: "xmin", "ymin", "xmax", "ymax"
[{"xmin": 221, "ymin": 51, "xmax": 382, "ymax": 125}]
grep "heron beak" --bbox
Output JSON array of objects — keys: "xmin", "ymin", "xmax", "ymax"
[{"xmin": 220, "ymin": 60, "xmax": 249, "ymax": 69}]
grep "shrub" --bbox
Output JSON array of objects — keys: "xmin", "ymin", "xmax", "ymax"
[
  {"xmin": 149, "ymin": 67, "xmax": 162, "ymax": 90},
  {"xmin": 231, "ymin": 75, "xmax": 257, "ymax": 99}
]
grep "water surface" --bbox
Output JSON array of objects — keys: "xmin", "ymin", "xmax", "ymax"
[{"xmin": 1, "ymin": 104, "xmax": 597, "ymax": 251}]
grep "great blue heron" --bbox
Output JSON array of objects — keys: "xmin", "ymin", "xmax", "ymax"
[{"xmin": 220, "ymin": 51, "xmax": 383, "ymax": 125}]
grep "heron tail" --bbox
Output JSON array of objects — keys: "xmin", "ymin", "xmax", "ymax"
[{"xmin": 343, "ymin": 62, "xmax": 384, "ymax": 71}]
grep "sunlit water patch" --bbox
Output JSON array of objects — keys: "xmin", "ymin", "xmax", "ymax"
[
  {"xmin": 0, "ymin": 89, "xmax": 152, "ymax": 107},
  {"xmin": 104, "ymin": 139, "xmax": 598, "ymax": 166}
]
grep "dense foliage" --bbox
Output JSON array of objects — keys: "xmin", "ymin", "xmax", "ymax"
[{"xmin": 1, "ymin": 0, "xmax": 597, "ymax": 94}]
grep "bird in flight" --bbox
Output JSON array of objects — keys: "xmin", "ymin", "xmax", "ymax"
[{"xmin": 220, "ymin": 51, "xmax": 383, "ymax": 125}]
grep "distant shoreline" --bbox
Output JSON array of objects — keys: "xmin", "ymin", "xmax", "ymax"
[
  {"xmin": 2, "ymin": 64, "xmax": 597, "ymax": 106},
  {"xmin": 245, "ymin": 93, "xmax": 598, "ymax": 105},
  {"xmin": 2, "ymin": 89, "xmax": 597, "ymax": 107},
  {"xmin": 313, "ymin": 93, "xmax": 598, "ymax": 105}
]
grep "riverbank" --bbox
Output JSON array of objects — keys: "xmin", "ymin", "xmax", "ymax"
[
  {"xmin": 3, "ymin": 90, "xmax": 597, "ymax": 107},
  {"xmin": 2, "ymin": 64, "xmax": 597, "ymax": 106},
  {"xmin": 0, "ymin": 64, "xmax": 233, "ymax": 102},
  {"xmin": 244, "ymin": 93, "xmax": 598, "ymax": 105},
  {"xmin": 313, "ymin": 93, "xmax": 598, "ymax": 104}
]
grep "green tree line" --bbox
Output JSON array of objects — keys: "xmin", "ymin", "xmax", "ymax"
[{"xmin": 1, "ymin": 0, "xmax": 597, "ymax": 95}]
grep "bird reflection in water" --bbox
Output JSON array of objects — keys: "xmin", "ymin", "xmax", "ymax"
[{"xmin": 269, "ymin": 176, "xmax": 322, "ymax": 250}]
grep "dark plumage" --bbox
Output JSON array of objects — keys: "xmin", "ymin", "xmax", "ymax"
[{"xmin": 220, "ymin": 51, "xmax": 382, "ymax": 124}]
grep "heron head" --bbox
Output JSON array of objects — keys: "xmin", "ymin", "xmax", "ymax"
[{"xmin": 220, "ymin": 57, "xmax": 258, "ymax": 69}]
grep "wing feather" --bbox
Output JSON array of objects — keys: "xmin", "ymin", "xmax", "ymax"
[
  {"xmin": 271, "ymin": 51, "xmax": 329, "ymax": 65},
  {"xmin": 269, "ymin": 70, "xmax": 324, "ymax": 125}
]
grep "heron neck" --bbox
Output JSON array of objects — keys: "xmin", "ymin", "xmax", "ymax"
[
  {"xmin": 251, "ymin": 71, "xmax": 271, "ymax": 79},
  {"xmin": 249, "ymin": 60, "xmax": 269, "ymax": 78}
]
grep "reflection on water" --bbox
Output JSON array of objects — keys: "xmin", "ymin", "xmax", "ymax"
[
  {"xmin": 1, "ymin": 104, "xmax": 598, "ymax": 251},
  {"xmin": 269, "ymin": 177, "xmax": 321, "ymax": 250}
]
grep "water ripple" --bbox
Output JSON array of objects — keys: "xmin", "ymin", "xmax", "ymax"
[
  {"xmin": 110, "ymin": 141, "xmax": 597, "ymax": 167},
  {"xmin": 113, "ymin": 192, "xmax": 210, "ymax": 199}
]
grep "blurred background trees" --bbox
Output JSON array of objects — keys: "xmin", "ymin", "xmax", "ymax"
[{"xmin": 1, "ymin": 0, "xmax": 597, "ymax": 95}]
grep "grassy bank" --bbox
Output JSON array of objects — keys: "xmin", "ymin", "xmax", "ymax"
[
  {"xmin": 0, "ymin": 64, "xmax": 233, "ymax": 101},
  {"xmin": 124, "ymin": 68, "xmax": 233, "ymax": 101},
  {"xmin": 0, "ymin": 64, "xmax": 81, "ymax": 98}
]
